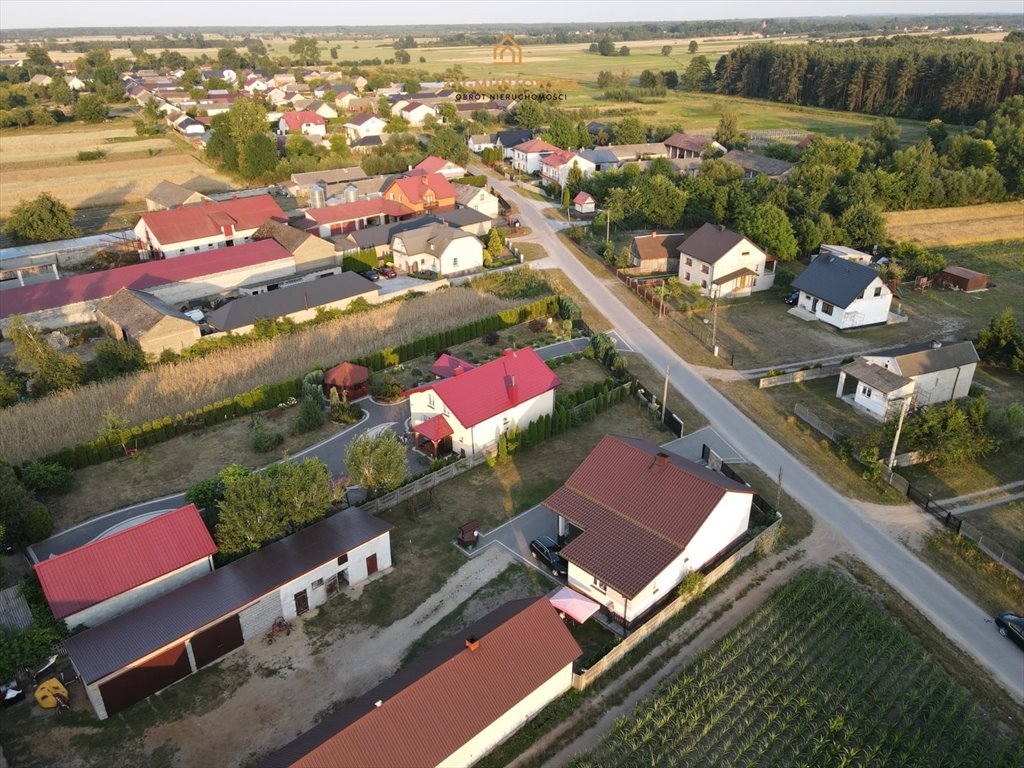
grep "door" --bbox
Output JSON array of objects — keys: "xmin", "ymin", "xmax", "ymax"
[
  {"xmin": 811, "ymin": 298, "xmax": 819, "ymax": 312},
  {"xmin": 366, "ymin": 553, "xmax": 378, "ymax": 576},
  {"xmin": 325, "ymin": 574, "xmax": 339, "ymax": 597},
  {"xmin": 189, "ymin": 615, "xmax": 243, "ymax": 669},
  {"xmin": 99, "ymin": 643, "xmax": 191, "ymax": 717},
  {"xmin": 294, "ymin": 589, "xmax": 309, "ymax": 615}
]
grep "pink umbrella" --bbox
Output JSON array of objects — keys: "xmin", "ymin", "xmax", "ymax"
[{"xmin": 549, "ymin": 586, "xmax": 600, "ymax": 624}]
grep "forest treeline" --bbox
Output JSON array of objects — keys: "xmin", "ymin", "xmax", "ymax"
[{"xmin": 714, "ymin": 37, "xmax": 1024, "ymax": 123}]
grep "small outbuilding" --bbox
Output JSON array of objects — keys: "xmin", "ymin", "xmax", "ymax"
[
  {"xmin": 96, "ymin": 288, "xmax": 201, "ymax": 356},
  {"xmin": 572, "ymin": 191, "xmax": 596, "ymax": 214},
  {"xmin": 939, "ymin": 266, "xmax": 988, "ymax": 293},
  {"xmin": 324, "ymin": 362, "xmax": 370, "ymax": 400}
]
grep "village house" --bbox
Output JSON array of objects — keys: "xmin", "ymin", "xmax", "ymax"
[
  {"xmin": 278, "ymin": 110, "xmax": 327, "ymax": 137},
  {"xmin": 539, "ymin": 150, "xmax": 597, "ymax": 187},
  {"xmin": 134, "ymin": 195, "xmax": 285, "ymax": 258},
  {"xmin": 96, "ymin": 288, "xmax": 201, "ymax": 356},
  {"xmin": 390, "ymin": 222, "xmax": 484, "ymax": 277},
  {"xmin": 287, "ymin": 166, "xmax": 369, "ymax": 202},
  {"xmin": 65, "ymin": 507, "xmax": 393, "ymax": 720},
  {"xmin": 576, "ymin": 148, "xmax": 620, "ymax": 172},
  {"xmin": 468, "ymin": 133, "xmax": 497, "ymax": 153},
  {"xmin": 677, "ymin": 223, "xmax": 776, "ymax": 297},
  {"xmin": 791, "ymin": 252, "xmax": 893, "ymax": 329},
  {"xmin": 455, "ymin": 184, "xmax": 501, "ymax": 218},
  {"xmin": 631, "ymin": 232, "xmax": 688, "ymax": 273},
  {"xmin": 34, "ymin": 505, "xmax": 216, "ymax": 630},
  {"xmin": 664, "ymin": 132, "xmax": 725, "ymax": 159},
  {"xmin": 410, "ymin": 155, "xmax": 466, "ymax": 180},
  {"xmin": 383, "ymin": 173, "xmax": 457, "ymax": 213},
  {"xmin": 407, "ymin": 347, "xmax": 560, "ymax": 457},
  {"xmin": 261, "ymin": 598, "xmax": 582, "ymax": 768},
  {"xmin": 495, "ymin": 128, "xmax": 534, "ymax": 159},
  {"xmin": 399, "ymin": 101, "xmax": 437, "ymax": 125},
  {"xmin": 605, "ymin": 142, "xmax": 669, "ymax": 164},
  {"xmin": 836, "ymin": 340, "xmax": 980, "ymax": 420},
  {"xmin": 343, "ymin": 112, "xmax": 387, "ymax": 143},
  {"xmin": 572, "ymin": 191, "xmax": 596, "ymax": 214},
  {"xmin": 144, "ymin": 180, "xmax": 210, "ymax": 211},
  {"xmin": 544, "ymin": 435, "xmax": 755, "ymax": 625},
  {"xmin": 511, "ymin": 138, "xmax": 559, "ymax": 174},
  {"xmin": 431, "ymin": 207, "xmax": 493, "ymax": 237}
]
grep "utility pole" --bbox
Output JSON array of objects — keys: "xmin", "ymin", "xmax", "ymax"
[
  {"xmin": 709, "ymin": 288, "xmax": 720, "ymax": 355},
  {"xmin": 775, "ymin": 465, "xmax": 784, "ymax": 513},
  {"xmin": 661, "ymin": 364, "xmax": 670, "ymax": 423},
  {"xmin": 887, "ymin": 396, "xmax": 912, "ymax": 471}
]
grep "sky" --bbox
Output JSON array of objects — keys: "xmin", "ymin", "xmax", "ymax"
[{"xmin": 1, "ymin": 0, "xmax": 1021, "ymax": 30}]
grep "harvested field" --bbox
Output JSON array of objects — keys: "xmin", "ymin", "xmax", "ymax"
[
  {"xmin": 884, "ymin": 201, "xmax": 1024, "ymax": 247},
  {"xmin": 0, "ymin": 287, "xmax": 539, "ymax": 463},
  {"xmin": 0, "ymin": 122, "xmax": 233, "ymax": 216}
]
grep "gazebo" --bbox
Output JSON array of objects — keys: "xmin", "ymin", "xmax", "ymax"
[
  {"xmin": 411, "ymin": 414, "xmax": 454, "ymax": 458},
  {"xmin": 323, "ymin": 362, "xmax": 369, "ymax": 399}
]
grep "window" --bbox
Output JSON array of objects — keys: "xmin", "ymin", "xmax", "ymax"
[
  {"xmin": 821, "ymin": 302, "xmax": 834, "ymax": 316},
  {"xmin": 874, "ymin": 286, "xmax": 883, "ymax": 297},
  {"xmin": 685, "ymin": 257, "xmax": 692, "ymax": 266},
  {"xmin": 858, "ymin": 291, "xmax": 864, "ymax": 300},
  {"xmin": 452, "ymin": 256, "xmax": 458, "ymax": 267},
  {"xmin": 312, "ymin": 578, "xmax": 324, "ymax": 589},
  {"xmin": 592, "ymin": 576, "xmax": 607, "ymax": 593},
  {"xmin": 861, "ymin": 386, "xmax": 873, "ymax": 398},
  {"xmin": 684, "ymin": 273, "xmax": 691, "ymax": 281},
  {"xmin": 701, "ymin": 280, "xmax": 708, "ymax": 288},
  {"xmin": 337, "ymin": 554, "xmax": 348, "ymax": 567},
  {"xmin": 701, "ymin": 264, "xmax": 709, "ymax": 274},
  {"xmin": 193, "ymin": 246, "xmax": 200, "ymax": 252},
  {"xmin": 741, "ymin": 251, "xmax": 750, "ymax": 256}
]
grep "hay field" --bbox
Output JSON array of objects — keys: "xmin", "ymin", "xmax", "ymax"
[
  {"xmin": 0, "ymin": 287, "xmax": 535, "ymax": 463},
  {"xmin": 0, "ymin": 122, "xmax": 234, "ymax": 215},
  {"xmin": 884, "ymin": 201, "xmax": 1024, "ymax": 247}
]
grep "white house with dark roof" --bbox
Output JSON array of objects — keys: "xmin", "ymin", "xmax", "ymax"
[
  {"xmin": 836, "ymin": 340, "xmax": 980, "ymax": 420},
  {"xmin": 390, "ymin": 222, "xmax": 483, "ymax": 277},
  {"xmin": 676, "ymin": 223, "xmax": 776, "ymax": 297},
  {"xmin": 343, "ymin": 113, "xmax": 387, "ymax": 142},
  {"xmin": 791, "ymin": 253, "xmax": 892, "ymax": 329},
  {"xmin": 544, "ymin": 435, "xmax": 754, "ymax": 624}
]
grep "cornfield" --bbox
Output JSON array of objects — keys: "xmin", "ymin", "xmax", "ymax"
[
  {"xmin": 571, "ymin": 570, "xmax": 1024, "ymax": 768},
  {"xmin": 0, "ymin": 287, "xmax": 528, "ymax": 463}
]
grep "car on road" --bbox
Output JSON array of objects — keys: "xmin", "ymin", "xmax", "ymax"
[
  {"xmin": 360, "ymin": 269, "xmax": 380, "ymax": 281},
  {"xmin": 378, "ymin": 266, "xmax": 397, "ymax": 279},
  {"xmin": 530, "ymin": 536, "xmax": 567, "ymax": 576},
  {"xmin": 995, "ymin": 612, "xmax": 1024, "ymax": 649},
  {"xmin": 784, "ymin": 290, "xmax": 800, "ymax": 306}
]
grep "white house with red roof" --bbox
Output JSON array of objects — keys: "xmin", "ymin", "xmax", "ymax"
[
  {"xmin": 539, "ymin": 150, "xmax": 596, "ymax": 187},
  {"xmin": 512, "ymin": 138, "xmax": 559, "ymax": 174},
  {"xmin": 399, "ymin": 101, "xmax": 436, "ymax": 125},
  {"xmin": 133, "ymin": 195, "xmax": 286, "ymax": 257},
  {"xmin": 407, "ymin": 347, "xmax": 560, "ymax": 457},
  {"xmin": 544, "ymin": 435, "xmax": 754, "ymax": 624},
  {"xmin": 573, "ymin": 191, "xmax": 596, "ymax": 214},
  {"xmin": 304, "ymin": 198, "xmax": 416, "ymax": 237},
  {"xmin": 34, "ymin": 504, "xmax": 216, "ymax": 629},
  {"xmin": 278, "ymin": 110, "xmax": 327, "ymax": 136},
  {"xmin": 343, "ymin": 112, "xmax": 387, "ymax": 142},
  {"xmin": 411, "ymin": 155, "xmax": 466, "ymax": 180}
]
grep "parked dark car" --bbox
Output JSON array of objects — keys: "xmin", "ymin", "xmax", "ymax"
[
  {"xmin": 995, "ymin": 612, "xmax": 1024, "ymax": 650},
  {"xmin": 530, "ymin": 536, "xmax": 567, "ymax": 576},
  {"xmin": 784, "ymin": 290, "xmax": 800, "ymax": 306},
  {"xmin": 360, "ymin": 269, "xmax": 380, "ymax": 282},
  {"xmin": 378, "ymin": 267, "xmax": 397, "ymax": 279}
]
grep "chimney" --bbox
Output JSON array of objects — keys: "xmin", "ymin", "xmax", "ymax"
[
  {"xmin": 453, "ymin": 366, "xmax": 465, "ymax": 376},
  {"xmin": 374, "ymin": 700, "xmax": 383, "ymax": 708},
  {"xmin": 503, "ymin": 348, "xmax": 515, "ymax": 357},
  {"xmin": 508, "ymin": 374, "xmax": 519, "ymax": 405},
  {"xmin": 718, "ymin": 224, "xmax": 725, "ymax": 232},
  {"xmin": 654, "ymin": 452, "xmax": 670, "ymax": 467},
  {"xmin": 465, "ymin": 636, "xmax": 480, "ymax": 652},
  {"xmin": 651, "ymin": 230, "xmax": 657, "ymax": 238}
]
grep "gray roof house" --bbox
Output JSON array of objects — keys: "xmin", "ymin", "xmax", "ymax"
[
  {"xmin": 145, "ymin": 181, "xmax": 210, "ymax": 211},
  {"xmin": 721, "ymin": 149, "xmax": 794, "ymax": 179},
  {"xmin": 791, "ymin": 253, "xmax": 892, "ymax": 329}
]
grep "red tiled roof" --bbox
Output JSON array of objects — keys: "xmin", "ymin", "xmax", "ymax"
[
  {"xmin": 513, "ymin": 138, "xmax": 558, "ymax": 154},
  {"xmin": 412, "ymin": 414, "xmax": 454, "ymax": 443},
  {"xmin": 573, "ymin": 191, "xmax": 595, "ymax": 204},
  {"xmin": 387, "ymin": 173, "xmax": 457, "ymax": 205},
  {"xmin": 540, "ymin": 149, "xmax": 578, "ymax": 168},
  {"xmin": 304, "ymin": 198, "xmax": 415, "ymax": 225},
  {"xmin": 0, "ymin": 240, "xmax": 293, "ymax": 318},
  {"xmin": 34, "ymin": 504, "xmax": 216, "ymax": 620},
  {"xmin": 280, "ymin": 110, "xmax": 327, "ymax": 130},
  {"xmin": 413, "ymin": 156, "xmax": 462, "ymax": 175},
  {"xmin": 428, "ymin": 353, "xmax": 476, "ymax": 378},
  {"xmin": 137, "ymin": 195, "xmax": 285, "ymax": 246},
  {"xmin": 324, "ymin": 362, "xmax": 369, "ymax": 389},
  {"xmin": 408, "ymin": 348, "xmax": 560, "ymax": 428},
  {"xmin": 264, "ymin": 597, "xmax": 582, "ymax": 768},
  {"xmin": 546, "ymin": 436, "xmax": 753, "ymax": 598}
]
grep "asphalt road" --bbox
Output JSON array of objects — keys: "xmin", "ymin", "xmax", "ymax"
[{"xmin": 483, "ymin": 169, "xmax": 1024, "ymax": 703}]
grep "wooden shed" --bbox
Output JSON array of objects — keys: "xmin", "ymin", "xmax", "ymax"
[
  {"xmin": 324, "ymin": 362, "xmax": 370, "ymax": 399},
  {"xmin": 940, "ymin": 266, "xmax": 988, "ymax": 292}
]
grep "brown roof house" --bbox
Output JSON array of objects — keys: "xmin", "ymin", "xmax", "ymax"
[
  {"xmin": 261, "ymin": 597, "xmax": 582, "ymax": 768},
  {"xmin": 543, "ymin": 435, "xmax": 754, "ymax": 625},
  {"xmin": 721, "ymin": 149, "xmax": 794, "ymax": 179},
  {"xmin": 96, "ymin": 288, "xmax": 201, "ymax": 356},
  {"xmin": 252, "ymin": 219, "xmax": 337, "ymax": 272},
  {"xmin": 677, "ymin": 223, "xmax": 776, "ymax": 297},
  {"xmin": 145, "ymin": 180, "xmax": 210, "ymax": 212},
  {"xmin": 630, "ymin": 232, "xmax": 688, "ymax": 274}
]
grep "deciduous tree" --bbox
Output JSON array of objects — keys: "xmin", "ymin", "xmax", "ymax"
[
  {"xmin": 3, "ymin": 193, "xmax": 79, "ymax": 244},
  {"xmin": 738, "ymin": 202, "xmax": 798, "ymax": 261},
  {"xmin": 344, "ymin": 430, "xmax": 408, "ymax": 495}
]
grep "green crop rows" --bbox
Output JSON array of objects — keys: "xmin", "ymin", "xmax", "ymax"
[{"xmin": 571, "ymin": 569, "xmax": 1023, "ymax": 768}]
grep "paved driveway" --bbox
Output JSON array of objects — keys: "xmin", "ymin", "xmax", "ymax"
[
  {"xmin": 475, "ymin": 504, "xmax": 562, "ymax": 578},
  {"xmin": 534, "ymin": 332, "xmax": 632, "ymax": 362}
]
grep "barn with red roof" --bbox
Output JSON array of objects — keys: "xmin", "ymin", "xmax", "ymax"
[
  {"xmin": 543, "ymin": 435, "xmax": 755, "ymax": 624},
  {"xmin": 407, "ymin": 347, "xmax": 559, "ymax": 457},
  {"xmin": 34, "ymin": 504, "xmax": 216, "ymax": 629},
  {"xmin": 133, "ymin": 194, "xmax": 285, "ymax": 257}
]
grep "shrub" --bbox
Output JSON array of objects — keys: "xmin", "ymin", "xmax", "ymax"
[
  {"xmin": 528, "ymin": 317, "xmax": 547, "ymax": 333},
  {"xmin": 483, "ymin": 331, "xmax": 500, "ymax": 345},
  {"xmin": 251, "ymin": 417, "xmax": 285, "ymax": 453},
  {"xmin": 369, "ymin": 374, "xmax": 404, "ymax": 402},
  {"xmin": 76, "ymin": 149, "xmax": 105, "ymax": 161},
  {"xmin": 21, "ymin": 503, "xmax": 53, "ymax": 543},
  {"xmin": 19, "ymin": 461, "xmax": 74, "ymax": 495},
  {"xmin": 292, "ymin": 395, "xmax": 325, "ymax": 434}
]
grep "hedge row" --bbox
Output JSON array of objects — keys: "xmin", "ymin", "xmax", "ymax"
[
  {"xmin": 451, "ymin": 175, "xmax": 488, "ymax": 188},
  {"xmin": 351, "ymin": 296, "xmax": 557, "ymax": 372},
  {"xmin": 29, "ymin": 297, "xmax": 558, "ymax": 472}
]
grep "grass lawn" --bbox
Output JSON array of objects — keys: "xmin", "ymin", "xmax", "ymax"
[
  {"xmin": 571, "ymin": 568, "xmax": 1024, "ymax": 768},
  {"xmin": 305, "ymin": 399, "xmax": 675, "ymax": 638},
  {"xmin": 762, "ymin": 376, "xmax": 878, "ymax": 441},
  {"xmin": 728, "ymin": 463, "xmax": 814, "ymax": 549},
  {"xmin": 516, "ymin": 241, "xmax": 549, "ymax": 261},
  {"xmin": 884, "ymin": 202, "xmax": 1024, "ymax": 247},
  {"xmin": 918, "ymin": 532, "xmax": 1024, "ymax": 617},
  {"xmin": 973, "ymin": 366, "xmax": 1024, "ymax": 409},
  {"xmin": 900, "ymin": 447, "xmax": 1024, "ymax": 502},
  {"xmin": 553, "ymin": 357, "xmax": 613, "ymax": 400},
  {"xmin": 965, "ymin": 500, "xmax": 1024, "ymax": 564},
  {"xmin": 541, "ymin": 268, "xmax": 613, "ymax": 333}
]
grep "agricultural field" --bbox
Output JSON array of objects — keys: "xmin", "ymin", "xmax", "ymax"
[
  {"xmin": 0, "ymin": 121, "xmax": 234, "ymax": 231},
  {"xmin": 884, "ymin": 201, "xmax": 1024, "ymax": 247},
  {"xmin": 570, "ymin": 568, "xmax": 1024, "ymax": 768}
]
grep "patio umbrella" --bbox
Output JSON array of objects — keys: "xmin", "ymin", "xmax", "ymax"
[{"xmin": 549, "ymin": 586, "xmax": 600, "ymax": 624}]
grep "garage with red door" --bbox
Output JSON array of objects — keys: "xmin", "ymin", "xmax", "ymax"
[
  {"xmin": 98, "ymin": 643, "xmax": 192, "ymax": 717},
  {"xmin": 189, "ymin": 614, "xmax": 244, "ymax": 669}
]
